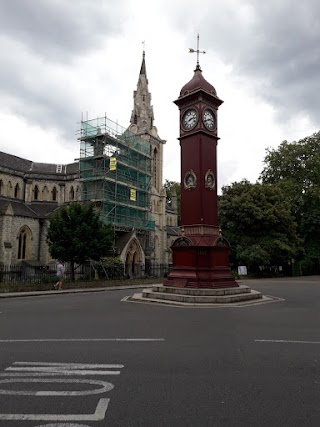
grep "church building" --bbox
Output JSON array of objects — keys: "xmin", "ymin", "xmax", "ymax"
[{"xmin": 0, "ymin": 51, "xmax": 178, "ymax": 274}]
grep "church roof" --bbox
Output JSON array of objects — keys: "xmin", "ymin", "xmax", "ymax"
[
  {"xmin": 0, "ymin": 197, "xmax": 59, "ymax": 219},
  {"xmin": 0, "ymin": 152, "xmax": 32, "ymax": 173},
  {"xmin": 0, "ymin": 151, "xmax": 78, "ymax": 176}
]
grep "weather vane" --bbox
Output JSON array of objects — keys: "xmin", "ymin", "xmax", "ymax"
[{"xmin": 189, "ymin": 33, "xmax": 206, "ymax": 68}]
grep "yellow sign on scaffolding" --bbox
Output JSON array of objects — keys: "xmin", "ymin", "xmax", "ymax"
[
  {"xmin": 130, "ymin": 189, "xmax": 136, "ymax": 201},
  {"xmin": 110, "ymin": 157, "xmax": 117, "ymax": 171}
]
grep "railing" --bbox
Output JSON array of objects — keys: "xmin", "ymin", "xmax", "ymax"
[{"xmin": 0, "ymin": 262, "xmax": 172, "ymax": 285}]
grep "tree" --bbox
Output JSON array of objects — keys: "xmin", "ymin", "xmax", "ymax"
[
  {"xmin": 46, "ymin": 203, "xmax": 114, "ymax": 280},
  {"xmin": 218, "ymin": 180, "xmax": 303, "ymax": 274},
  {"xmin": 164, "ymin": 179, "xmax": 181, "ymax": 224},
  {"xmin": 260, "ymin": 131, "xmax": 320, "ymax": 270},
  {"xmin": 260, "ymin": 132, "xmax": 320, "ymax": 190}
]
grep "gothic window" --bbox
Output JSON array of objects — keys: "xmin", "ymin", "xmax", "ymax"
[
  {"xmin": 42, "ymin": 186, "xmax": 49, "ymax": 201},
  {"xmin": 14, "ymin": 183, "xmax": 20, "ymax": 198},
  {"xmin": 34, "ymin": 185, "xmax": 39, "ymax": 200},
  {"xmin": 52, "ymin": 186, "xmax": 57, "ymax": 201},
  {"xmin": 75, "ymin": 186, "xmax": 80, "ymax": 201},
  {"xmin": 134, "ymin": 114, "xmax": 138, "ymax": 125},
  {"xmin": 17, "ymin": 226, "xmax": 31, "ymax": 260},
  {"xmin": 154, "ymin": 235, "xmax": 160, "ymax": 263},
  {"xmin": 0, "ymin": 179, "xmax": 3, "ymax": 195},
  {"xmin": 70, "ymin": 186, "xmax": 74, "ymax": 201},
  {"xmin": 143, "ymin": 95, "xmax": 145, "ymax": 102},
  {"xmin": 153, "ymin": 147, "xmax": 158, "ymax": 188},
  {"xmin": 7, "ymin": 181, "xmax": 13, "ymax": 197}
]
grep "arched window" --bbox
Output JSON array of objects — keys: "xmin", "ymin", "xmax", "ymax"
[
  {"xmin": 75, "ymin": 186, "xmax": 80, "ymax": 201},
  {"xmin": 14, "ymin": 183, "xmax": 20, "ymax": 198},
  {"xmin": 42, "ymin": 186, "xmax": 49, "ymax": 201},
  {"xmin": 69, "ymin": 186, "xmax": 74, "ymax": 201},
  {"xmin": 153, "ymin": 148, "xmax": 158, "ymax": 188},
  {"xmin": 34, "ymin": 185, "xmax": 39, "ymax": 200},
  {"xmin": 134, "ymin": 114, "xmax": 138, "ymax": 125},
  {"xmin": 52, "ymin": 186, "xmax": 57, "ymax": 201},
  {"xmin": 17, "ymin": 226, "xmax": 31, "ymax": 260},
  {"xmin": 154, "ymin": 235, "xmax": 160, "ymax": 263},
  {"xmin": 0, "ymin": 179, "xmax": 3, "ymax": 195},
  {"xmin": 7, "ymin": 181, "xmax": 13, "ymax": 198}
]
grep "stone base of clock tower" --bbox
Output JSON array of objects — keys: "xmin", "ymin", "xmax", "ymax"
[{"xmin": 164, "ymin": 226, "xmax": 238, "ymax": 289}]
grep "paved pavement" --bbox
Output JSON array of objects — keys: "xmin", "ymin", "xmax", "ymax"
[{"xmin": 0, "ymin": 283, "xmax": 152, "ymax": 298}]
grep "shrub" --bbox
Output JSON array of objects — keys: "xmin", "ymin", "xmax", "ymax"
[{"xmin": 93, "ymin": 257, "xmax": 125, "ymax": 280}]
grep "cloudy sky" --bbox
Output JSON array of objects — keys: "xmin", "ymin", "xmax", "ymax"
[{"xmin": 0, "ymin": 0, "xmax": 319, "ymax": 191}]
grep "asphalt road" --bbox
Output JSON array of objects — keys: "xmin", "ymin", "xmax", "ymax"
[{"xmin": 0, "ymin": 276, "xmax": 320, "ymax": 426}]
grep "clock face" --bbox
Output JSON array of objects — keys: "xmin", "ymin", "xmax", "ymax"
[
  {"xmin": 182, "ymin": 109, "xmax": 198, "ymax": 130},
  {"xmin": 203, "ymin": 109, "xmax": 216, "ymax": 130}
]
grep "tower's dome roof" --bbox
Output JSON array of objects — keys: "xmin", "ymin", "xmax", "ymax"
[{"xmin": 180, "ymin": 65, "xmax": 217, "ymax": 97}]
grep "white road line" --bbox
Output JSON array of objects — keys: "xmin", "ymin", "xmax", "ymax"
[
  {"xmin": 35, "ymin": 424, "xmax": 92, "ymax": 427},
  {"xmin": 5, "ymin": 368, "xmax": 121, "ymax": 375},
  {"xmin": 0, "ymin": 397, "xmax": 109, "ymax": 421},
  {"xmin": 0, "ymin": 338, "xmax": 165, "ymax": 342},
  {"xmin": 255, "ymin": 339, "xmax": 320, "ymax": 344},
  {"xmin": 0, "ymin": 378, "xmax": 114, "ymax": 396},
  {"xmin": 0, "ymin": 372, "xmax": 118, "ymax": 377},
  {"xmin": 13, "ymin": 362, "xmax": 124, "ymax": 368}
]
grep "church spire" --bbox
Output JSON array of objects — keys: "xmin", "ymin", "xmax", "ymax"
[
  {"xmin": 140, "ymin": 50, "xmax": 146, "ymax": 76},
  {"xmin": 129, "ymin": 49, "xmax": 154, "ymax": 133}
]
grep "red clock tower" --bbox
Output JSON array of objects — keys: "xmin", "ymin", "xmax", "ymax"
[{"xmin": 164, "ymin": 50, "xmax": 238, "ymax": 289}]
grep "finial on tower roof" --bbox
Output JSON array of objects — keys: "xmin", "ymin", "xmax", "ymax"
[{"xmin": 189, "ymin": 33, "xmax": 206, "ymax": 70}]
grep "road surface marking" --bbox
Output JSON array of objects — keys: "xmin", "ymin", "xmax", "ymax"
[
  {"xmin": 35, "ymin": 424, "xmax": 92, "ymax": 427},
  {"xmin": 0, "ymin": 338, "xmax": 165, "ymax": 342},
  {"xmin": 0, "ymin": 397, "xmax": 109, "ymax": 421},
  {"xmin": 13, "ymin": 362, "xmax": 124, "ymax": 368},
  {"xmin": 0, "ymin": 360, "xmax": 123, "ymax": 422},
  {"xmin": 0, "ymin": 372, "xmax": 120, "ymax": 377},
  {"xmin": 255, "ymin": 339, "xmax": 320, "ymax": 344},
  {"xmin": 0, "ymin": 378, "xmax": 114, "ymax": 396},
  {"xmin": 6, "ymin": 368, "xmax": 121, "ymax": 375}
]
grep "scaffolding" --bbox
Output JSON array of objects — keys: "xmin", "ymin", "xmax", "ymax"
[{"xmin": 79, "ymin": 115, "xmax": 155, "ymax": 232}]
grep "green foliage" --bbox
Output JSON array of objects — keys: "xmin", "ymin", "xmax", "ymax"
[
  {"xmin": 260, "ymin": 131, "xmax": 320, "ymax": 265},
  {"xmin": 93, "ymin": 257, "xmax": 125, "ymax": 279},
  {"xmin": 260, "ymin": 132, "xmax": 320, "ymax": 190},
  {"xmin": 164, "ymin": 179, "xmax": 181, "ymax": 224},
  {"xmin": 219, "ymin": 180, "xmax": 303, "ymax": 271},
  {"xmin": 46, "ymin": 203, "xmax": 114, "ymax": 280}
]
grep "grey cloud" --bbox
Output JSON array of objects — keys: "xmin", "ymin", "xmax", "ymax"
[
  {"xmin": 0, "ymin": 0, "xmax": 129, "ymax": 143},
  {"xmin": 170, "ymin": 0, "xmax": 320, "ymax": 126},
  {"xmin": 204, "ymin": 0, "xmax": 320, "ymax": 124},
  {"xmin": 0, "ymin": 37, "xmax": 78, "ymax": 140},
  {"xmin": 0, "ymin": 0, "xmax": 126, "ymax": 62}
]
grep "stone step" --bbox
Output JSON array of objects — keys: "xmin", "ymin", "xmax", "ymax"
[
  {"xmin": 152, "ymin": 284, "xmax": 251, "ymax": 296},
  {"xmin": 142, "ymin": 289, "xmax": 262, "ymax": 304}
]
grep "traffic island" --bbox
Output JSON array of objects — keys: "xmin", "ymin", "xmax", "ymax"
[{"xmin": 128, "ymin": 284, "xmax": 283, "ymax": 307}]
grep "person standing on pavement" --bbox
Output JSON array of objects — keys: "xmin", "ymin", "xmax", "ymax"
[{"xmin": 55, "ymin": 261, "xmax": 65, "ymax": 290}]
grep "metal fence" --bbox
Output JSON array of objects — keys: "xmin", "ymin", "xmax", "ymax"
[{"xmin": 0, "ymin": 262, "xmax": 172, "ymax": 285}]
